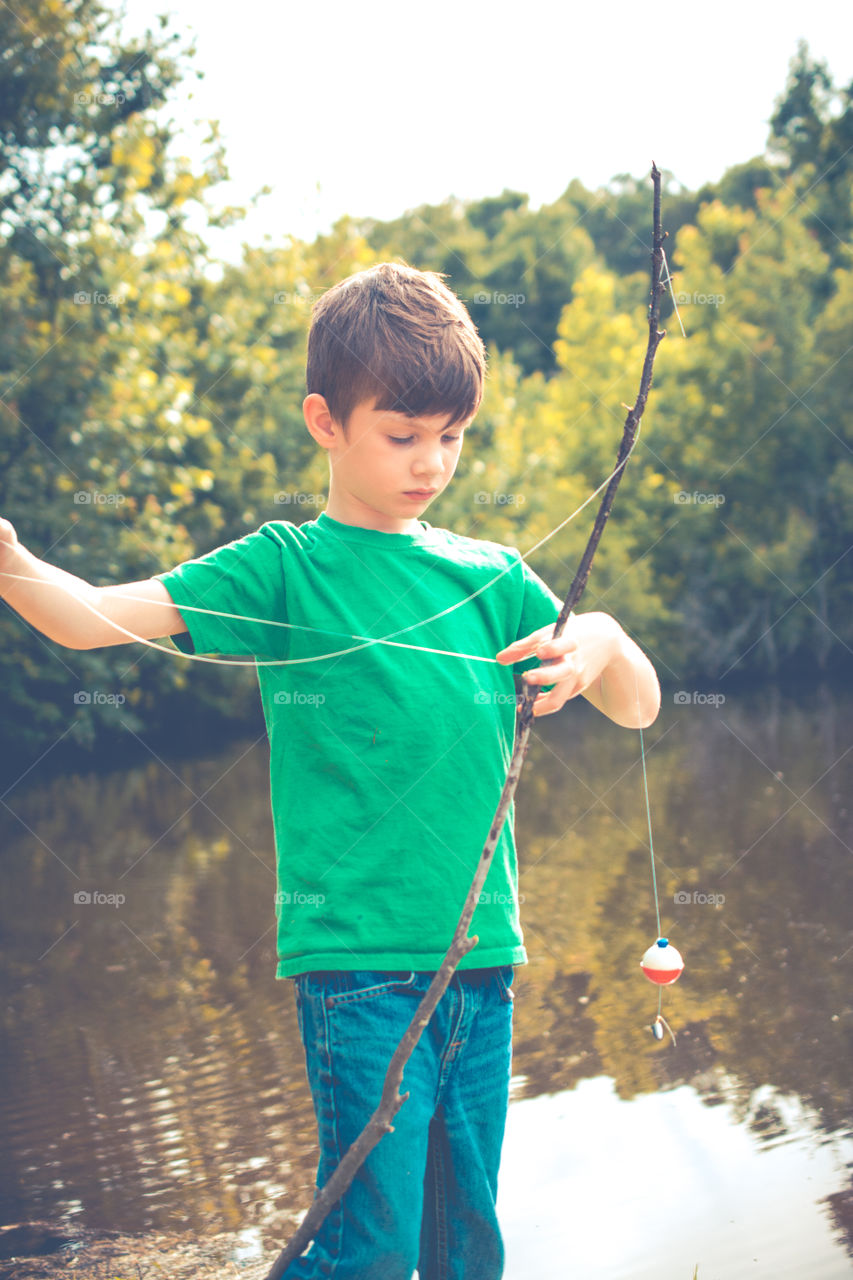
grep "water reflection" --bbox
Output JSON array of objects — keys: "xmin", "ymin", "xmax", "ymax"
[
  {"xmin": 499, "ymin": 1075, "xmax": 853, "ymax": 1279},
  {"xmin": 0, "ymin": 685, "xmax": 851, "ymax": 1275}
]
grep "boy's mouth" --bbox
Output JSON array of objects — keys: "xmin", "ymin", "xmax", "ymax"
[{"xmin": 403, "ymin": 489, "xmax": 437, "ymax": 500}]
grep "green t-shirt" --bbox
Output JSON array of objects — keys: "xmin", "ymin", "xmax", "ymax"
[{"xmin": 155, "ymin": 511, "xmax": 562, "ymax": 978}]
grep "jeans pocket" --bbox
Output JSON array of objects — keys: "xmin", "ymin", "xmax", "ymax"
[
  {"xmin": 495, "ymin": 964, "xmax": 515, "ymax": 1003},
  {"xmin": 292, "ymin": 976, "xmax": 304, "ymax": 1037},
  {"xmin": 324, "ymin": 969, "xmax": 417, "ymax": 1009}
]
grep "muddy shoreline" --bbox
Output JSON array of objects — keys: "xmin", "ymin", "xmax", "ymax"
[{"xmin": 0, "ymin": 1221, "xmax": 287, "ymax": 1279}]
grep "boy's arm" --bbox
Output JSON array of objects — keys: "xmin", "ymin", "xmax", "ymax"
[{"xmin": 0, "ymin": 517, "xmax": 187, "ymax": 650}]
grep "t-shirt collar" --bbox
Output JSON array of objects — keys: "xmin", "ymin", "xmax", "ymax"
[{"xmin": 314, "ymin": 511, "xmax": 433, "ymax": 547}]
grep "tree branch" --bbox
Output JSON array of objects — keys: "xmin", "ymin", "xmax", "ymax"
[{"xmin": 263, "ymin": 162, "xmax": 667, "ymax": 1280}]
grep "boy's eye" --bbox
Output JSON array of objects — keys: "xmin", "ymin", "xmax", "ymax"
[{"xmin": 387, "ymin": 433, "xmax": 463, "ymax": 445}]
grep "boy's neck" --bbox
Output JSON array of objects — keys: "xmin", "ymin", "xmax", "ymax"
[{"xmin": 323, "ymin": 489, "xmax": 425, "ymax": 535}]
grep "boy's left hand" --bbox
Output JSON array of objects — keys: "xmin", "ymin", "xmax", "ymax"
[{"xmin": 495, "ymin": 613, "xmax": 622, "ymax": 717}]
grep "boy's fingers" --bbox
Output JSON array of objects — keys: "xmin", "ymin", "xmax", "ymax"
[
  {"xmin": 500, "ymin": 643, "xmax": 575, "ymax": 675},
  {"xmin": 495, "ymin": 626, "xmax": 556, "ymax": 663},
  {"xmin": 529, "ymin": 687, "xmax": 559, "ymax": 716},
  {"xmin": 495, "ymin": 640, "xmax": 534, "ymax": 663},
  {"xmin": 537, "ymin": 635, "xmax": 576, "ymax": 659},
  {"xmin": 532, "ymin": 695, "xmax": 561, "ymax": 717},
  {"xmin": 523, "ymin": 660, "xmax": 564, "ymax": 684},
  {"xmin": 530, "ymin": 682, "xmax": 578, "ymax": 716}
]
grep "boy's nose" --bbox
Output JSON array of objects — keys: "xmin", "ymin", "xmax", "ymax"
[{"xmin": 413, "ymin": 447, "xmax": 444, "ymax": 478}]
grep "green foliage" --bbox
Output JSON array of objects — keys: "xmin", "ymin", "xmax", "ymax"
[
  {"xmin": 357, "ymin": 173, "xmax": 703, "ymax": 378},
  {"xmin": 1, "ymin": 24, "xmax": 851, "ymax": 763},
  {"xmin": 0, "ymin": 0, "xmax": 257, "ymax": 755},
  {"xmin": 640, "ymin": 186, "xmax": 849, "ymax": 677},
  {"xmin": 560, "ymin": 172, "xmax": 702, "ymax": 279},
  {"xmin": 767, "ymin": 40, "xmax": 853, "ymax": 264}
]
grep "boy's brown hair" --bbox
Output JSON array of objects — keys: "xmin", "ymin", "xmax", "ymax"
[{"xmin": 306, "ymin": 262, "xmax": 487, "ymax": 432}]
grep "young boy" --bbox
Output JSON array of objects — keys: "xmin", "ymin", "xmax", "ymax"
[{"xmin": 0, "ymin": 262, "xmax": 659, "ymax": 1278}]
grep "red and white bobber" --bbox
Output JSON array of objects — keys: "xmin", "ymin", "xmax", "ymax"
[{"xmin": 640, "ymin": 937, "xmax": 684, "ymax": 985}]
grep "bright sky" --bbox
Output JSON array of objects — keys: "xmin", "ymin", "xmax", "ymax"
[{"xmin": 114, "ymin": 0, "xmax": 851, "ymax": 262}]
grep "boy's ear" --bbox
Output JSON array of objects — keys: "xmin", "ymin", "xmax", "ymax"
[{"xmin": 303, "ymin": 394, "xmax": 341, "ymax": 450}]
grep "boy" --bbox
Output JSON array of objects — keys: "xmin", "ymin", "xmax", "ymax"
[{"xmin": 0, "ymin": 262, "xmax": 659, "ymax": 1278}]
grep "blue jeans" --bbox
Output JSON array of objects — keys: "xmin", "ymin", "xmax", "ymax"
[{"xmin": 284, "ymin": 965, "xmax": 515, "ymax": 1279}]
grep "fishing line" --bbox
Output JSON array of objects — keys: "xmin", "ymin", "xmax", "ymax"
[
  {"xmin": 0, "ymin": 579, "xmax": 500, "ymax": 667},
  {"xmin": 635, "ymin": 670, "xmax": 682, "ymax": 1046},
  {"xmin": 661, "ymin": 247, "xmax": 687, "ymax": 338},
  {"xmin": 2, "ymin": 423, "xmax": 644, "ymax": 668},
  {"xmin": 639, "ymin": 721, "xmax": 662, "ymax": 942}
]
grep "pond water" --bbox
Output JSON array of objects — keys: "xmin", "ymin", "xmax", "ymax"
[{"xmin": 0, "ymin": 684, "xmax": 851, "ymax": 1277}]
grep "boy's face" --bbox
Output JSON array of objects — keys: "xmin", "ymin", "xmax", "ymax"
[{"xmin": 306, "ymin": 395, "xmax": 470, "ymax": 533}]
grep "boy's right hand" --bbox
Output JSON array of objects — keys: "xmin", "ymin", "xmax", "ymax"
[
  {"xmin": 0, "ymin": 516, "xmax": 19, "ymax": 542},
  {"xmin": 0, "ymin": 517, "xmax": 20, "ymax": 571}
]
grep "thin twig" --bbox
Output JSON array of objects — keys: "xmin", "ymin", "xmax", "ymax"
[{"xmin": 263, "ymin": 162, "xmax": 667, "ymax": 1280}]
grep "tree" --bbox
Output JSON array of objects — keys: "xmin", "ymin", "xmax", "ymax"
[
  {"xmin": 0, "ymin": 0, "xmax": 253, "ymax": 759},
  {"xmin": 768, "ymin": 41, "xmax": 853, "ymax": 264},
  {"xmin": 643, "ymin": 187, "xmax": 848, "ymax": 677}
]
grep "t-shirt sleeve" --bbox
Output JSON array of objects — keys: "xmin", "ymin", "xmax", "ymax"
[
  {"xmin": 513, "ymin": 559, "xmax": 565, "ymax": 677},
  {"xmin": 153, "ymin": 524, "xmax": 289, "ymax": 659}
]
